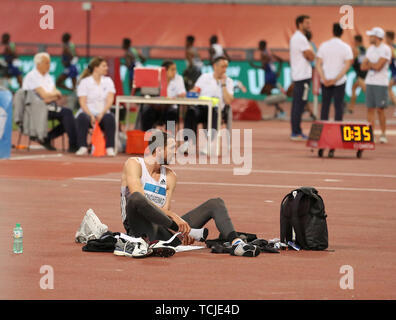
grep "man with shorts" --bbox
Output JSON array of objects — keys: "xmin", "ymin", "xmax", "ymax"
[
  {"xmin": 348, "ymin": 35, "xmax": 368, "ymax": 114},
  {"xmin": 289, "ymin": 15, "xmax": 315, "ymax": 141},
  {"xmin": 361, "ymin": 27, "xmax": 391, "ymax": 144},
  {"xmin": 116, "ymin": 130, "xmax": 260, "ymax": 258}
]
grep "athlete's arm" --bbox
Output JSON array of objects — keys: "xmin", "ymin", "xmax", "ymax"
[
  {"xmin": 163, "ymin": 169, "xmax": 176, "ymax": 211},
  {"xmin": 124, "ymin": 158, "xmax": 145, "ymax": 195},
  {"xmin": 78, "ymin": 96, "xmax": 96, "ymax": 126},
  {"xmin": 35, "ymin": 87, "xmax": 62, "ymax": 104},
  {"xmin": 303, "ymin": 49, "xmax": 315, "ymax": 62},
  {"xmin": 96, "ymin": 92, "xmax": 114, "ymax": 123},
  {"xmin": 367, "ymin": 57, "xmax": 389, "ymax": 71},
  {"xmin": 360, "ymin": 58, "xmax": 370, "ymax": 71},
  {"xmin": 162, "ymin": 169, "xmax": 191, "ymax": 236},
  {"xmin": 333, "ymin": 59, "xmax": 353, "ymax": 83},
  {"xmin": 315, "ymin": 57, "xmax": 326, "ymax": 82}
]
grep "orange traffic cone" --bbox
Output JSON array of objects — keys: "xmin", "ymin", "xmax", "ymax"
[{"xmin": 91, "ymin": 121, "xmax": 106, "ymax": 157}]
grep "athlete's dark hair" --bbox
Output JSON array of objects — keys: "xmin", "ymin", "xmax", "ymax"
[
  {"xmin": 161, "ymin": 60, "xmax": 176, "ymax": 70},
  {"xmin": 354, "ymin": 35, "xmax": 363, "ymax": 43},
  {"xmin": 213, "ymin": 55, "xmax": 229, "ymax": 65},
  {"xmin": 62, "ymin": 32, "xmax": 71, "ymax": 43},
  {"xmin": 210, "ymin": 35, "xmax": 218, "ymax": 44},
  {"xmin": 186, "ymin": 35, "xmax": 195, "ymax": 44},
  {"xmin": 333, "ymin": 23, "xmax": 343, "ymax": 37},
  {"xmin": 296, "ymin": 15, "xmax": 310, "ymax": 28},
  {"xmin": 122, "ymin": 38, "xmax": 131, "ymax": 49},
  {"xmin": 148, "ymin": 130, "xmax": 171, "ymax": 153},
  {"xmin": 1, "ymin": 33, "xmax": 10, "ymax": 44},
  {"xmin": 259, "ymin": 40, "xmax": 267, "ymax": 50},
  {"xmin": 386, "ymin": 31, "xmax": 395, "ymax": 40}
]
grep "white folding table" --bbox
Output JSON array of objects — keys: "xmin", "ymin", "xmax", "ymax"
[{"xmin": 114, "ymin": 96, "xmax": 222, "ymax": 156}]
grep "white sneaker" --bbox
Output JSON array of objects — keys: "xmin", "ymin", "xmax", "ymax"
[
  {"xmin": 131, "ymin": 237, "xmax": 153, "ymax": 258},
  {"xmin": 379, "ymin": 135, "xmax": 388, "ymax": 144},
  {"xmin": 75, "ymin": 146, "xmax": 88, "ymax": 156},
  {"xmin": 106, "ymin": 147, "xmax": 115, "ymax": 157},
  {"xmin": 75, "ymin": 208, "xmax": 108, "ymax": 243}
]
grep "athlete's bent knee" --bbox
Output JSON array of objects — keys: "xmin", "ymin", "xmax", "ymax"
[
  {"xmin": 127, "ymin": 192, "xmax": 146, "ymax": 206},
  {"xmin": 207, "ymin": 197, "xmax": 225, "ymax": 208}
]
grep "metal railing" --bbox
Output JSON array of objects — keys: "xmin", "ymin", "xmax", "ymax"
[{"xmin": 14, "ymin": 42, "xmax": 290, "ymax": 61}]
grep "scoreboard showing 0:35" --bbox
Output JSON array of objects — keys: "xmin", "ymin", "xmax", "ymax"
[{"xmin": 341, "ymin": 125, "xmax": 373, "ymax": 143}]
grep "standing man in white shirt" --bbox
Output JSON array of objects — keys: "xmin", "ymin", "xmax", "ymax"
[
  {"xmin": 22, "ymin": 52, "xmax": 78, "ymax": 152},
  {"xmin": 289, "ymin": 15, "xmax": 315, "ymax": 141},
  {"xmin": 316, "ymin": 23, "xmax": 353, "ymax": 121},
  {"xmin": 361, "ymin": 27, "xmax": 392, "ymax": 144},
  {"xmin": 183, "ymin": 56, "xmax": 234, "ymax": 153}
]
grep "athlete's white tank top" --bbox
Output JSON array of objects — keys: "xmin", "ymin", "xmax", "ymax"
[
  {"xmin": 212, "ymin": 43, "xmax": 224, "ymax": 60},
  {"xmin": 121, "ymin": 158, "xmax": 166, "ymax": 208}
]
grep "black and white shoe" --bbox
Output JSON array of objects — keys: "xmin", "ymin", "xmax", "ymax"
[
  {"xmin": 149, "ymin": 233, "xmax": 181, "ymax": 257},
  {"xmin": 131, "ymin": 237, "xmax": 154, "ymax": 258},
  {"xmin": 230, "ymin": 240, "xmax": 260, "ymax": 257}
]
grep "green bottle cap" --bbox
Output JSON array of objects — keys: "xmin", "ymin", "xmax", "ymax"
[{"xmin": 16, "ymin": 223, "xmax": 21, "ymax": 228}]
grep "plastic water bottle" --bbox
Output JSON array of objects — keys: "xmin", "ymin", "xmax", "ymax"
[{"xmin": 13, "ymin": 223, "xmax": 23, "ymax": 254}]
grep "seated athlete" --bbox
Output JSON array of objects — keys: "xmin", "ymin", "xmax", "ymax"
[{"xmin": 116, "ymin": 130, "xmax": 260, "ymax": 258}]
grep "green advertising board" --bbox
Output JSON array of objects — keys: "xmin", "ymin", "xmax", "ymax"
[{"xmin": 6, "ymin": 55, "xmax": 371, "ymax": 103}]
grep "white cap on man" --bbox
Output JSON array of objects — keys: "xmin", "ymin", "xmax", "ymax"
[{"xmin": 366, "ymin": 27, "xmax": 385, "ymax": 39}]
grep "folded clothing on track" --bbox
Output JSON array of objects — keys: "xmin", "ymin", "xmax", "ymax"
[{"xmin": 82, "ymin": 231, "xmax": 120, "ymax": 252}]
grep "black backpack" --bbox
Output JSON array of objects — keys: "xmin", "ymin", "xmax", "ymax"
[{"xmin": 280, "ymin": 187, "xmax": 328, "ymax": 250}]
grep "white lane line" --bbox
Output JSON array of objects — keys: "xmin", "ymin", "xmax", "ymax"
[
  {"xmin": 8, "ymin": 153, "xmax": 64, "ymax": 161},
  {"xmin": 324, "ymin": 179, "xmax": 342, "ymax": 182},
  {"xmin": 374, "ymin": 129, "xmax": 396, "ymax": 136},
  {"xmin": 72, "ymin": 177, "xmax": 396, "ymax": 193},
  {"xmin": 171, "ymin": 167, "xmax": 396, "ymax": 179}
]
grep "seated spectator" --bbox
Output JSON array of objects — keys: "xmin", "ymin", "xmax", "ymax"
[
  {"xmin": 22, "ymin": 52, "xmax": 78, "ymax": 151},
  {"xmin": 141, "ymin": 60, "xmax": 186, "ymax": 132},
  {"xmin": 182, "ymin": 56, "xmax": 234, "ymax": 153},
  {"xmin": 75, "ymin": 57, "xmax": 116, "ymax": 156}
]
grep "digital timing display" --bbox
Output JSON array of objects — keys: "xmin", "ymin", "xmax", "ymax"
[{"xmin": 340, "ymin": 125, "xmax": 373, "ymax": 143}]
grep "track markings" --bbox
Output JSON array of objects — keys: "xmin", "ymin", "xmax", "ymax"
[
  {"xmin": 8, "ymin": 153, "xmax": 64, "ymax": 161},
  {"xmin": 172, "ymin": 167, "xmax": 396, "ymax": 179},
  {"xmin": 72, "ymin": 177, "xmax": 396, "ymax": 193}
]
